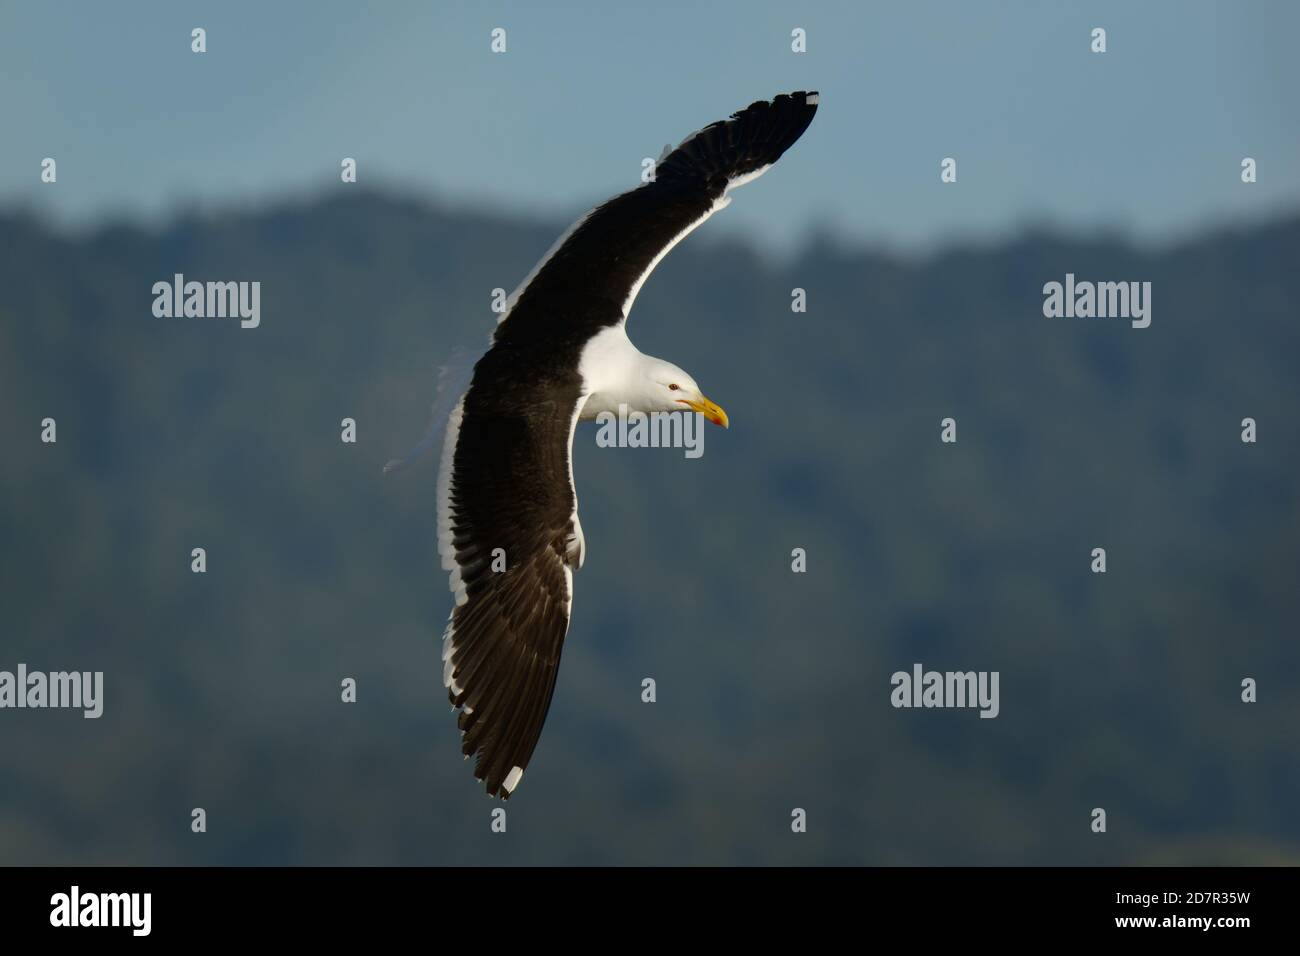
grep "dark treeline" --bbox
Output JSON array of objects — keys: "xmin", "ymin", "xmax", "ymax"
[{"xmin": 0, "ymin": 193, "xmax": 1296, "ymax": 864}]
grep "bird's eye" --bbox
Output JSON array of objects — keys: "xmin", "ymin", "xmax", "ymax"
[{"xmin": 668, "ymin": 383, "xmax": 679, "ymax": 391}]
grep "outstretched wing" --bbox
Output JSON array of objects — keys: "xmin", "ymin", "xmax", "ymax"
[
  {"xmin": 494, "ymin": 91, "xmax": 820, "ymax": 345},
  {"xmin": 437, "ymin": 346, "xmax": 585, "ymax": 799}
]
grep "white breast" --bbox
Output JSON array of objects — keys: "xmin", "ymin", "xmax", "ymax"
[{"xmin": 576, "ymin": 324, "xmax": 645, "ymax": 420}]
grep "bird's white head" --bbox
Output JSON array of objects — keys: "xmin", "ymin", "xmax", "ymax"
[{"xmin": 637, "ymin": 356, "xmax": 729, "ymax": 428}]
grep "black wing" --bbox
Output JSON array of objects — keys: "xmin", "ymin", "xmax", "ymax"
[
  {"xmin": 494, "ymin": 91, "xmax": 820, "ymax": 348},
  {"xmin": 437, "ymin": 346, "xmax": 585, "ymax": 799}
]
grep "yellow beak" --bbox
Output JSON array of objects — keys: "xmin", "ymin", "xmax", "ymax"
[{"xmin": 680, "ymin": 395, "xmax": 730, "ymax": 429}]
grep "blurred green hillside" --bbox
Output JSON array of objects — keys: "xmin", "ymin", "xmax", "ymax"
[{"xmin": 0, "ymin": 193, "xmax": 1296, "ymax": 865}]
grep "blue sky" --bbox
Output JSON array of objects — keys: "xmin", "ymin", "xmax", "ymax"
[{"xmin": 2, "ymin": 0, "xmax": 1297, "ymax": 252}]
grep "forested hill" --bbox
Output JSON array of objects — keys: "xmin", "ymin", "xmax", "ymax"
[{"xmin": 1, "ymin": 193, "xmax": 1296, "ymax": 865}]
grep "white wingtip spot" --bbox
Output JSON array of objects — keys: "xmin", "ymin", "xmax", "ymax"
[
  {"xmin": 503, "ymin": 766, "xmax": 524, "ymax": 793},
  {"xmin": 806, "ymin": 92, "xmax": 819, "ymax": 105}
]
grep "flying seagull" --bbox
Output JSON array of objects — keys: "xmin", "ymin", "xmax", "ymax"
[{"xmin": 438, "ymin": 91, "xmax": 819, "ymax": 797}]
